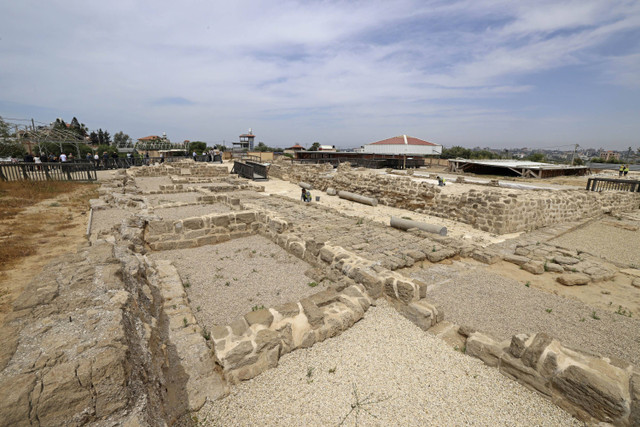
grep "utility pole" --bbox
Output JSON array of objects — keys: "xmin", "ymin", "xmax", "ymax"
[{"xmin": 570, "ymin": 143, "xmax": 579, "ymax": 166}]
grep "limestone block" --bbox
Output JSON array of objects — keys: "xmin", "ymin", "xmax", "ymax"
[
  {"xmin": 223, "ymin": 341, "xmax": 256, "ymax": 368},
  {"xmin": 545, "ymin": 262, "xmax": 564, "ymax": 273},
  {"xmin": 500, "ymin": 353, "xmax": 550, "ymax": 396},
  {"xmin": 426, "ymin": 248, "xmax": 457, "ymax": 263},
  {"xmin": 235, "ymin": 211, "xmax": 256, "ymax": 224},
  {"xmin": 552, "ymin": 364, "xmax": 629, "ymax": 423},
  {"xmin": 522, "ymin": 261, "xmax": 545, "ymax": 275},
  {"xmin": 211, "ymin": 215, "xmax": 231, "ymax": 227},
  {"xmin": 245, "ymin": 309, "xmax": 274, "ymax": 327},
  {"xmin": 503, "ymin": 254, "xmax": 530, "ymax": 266},
  {"xmin": 229, "ymin": 318, "xmax": 249, "ymax": 337},
  {"xmin": 552, "ymin": 255, "xmax": 580, "ymax": 265},
  {"xmin": 557, "ymin": 274, "xmax": 590, "ymax": 286},
  {"xmin": 255, "ymin": 329, "xmax": 280, "ymax": 352},
  {"xmin": 465, "ymin": 332, "xmax": 505, "ymax": 368},
  {"xmin": 147, "ymin": 220, "xmax": 172, "ymax": 235},
  {"xmin": 521, "ymin": 333, "xmax": 553, "ymax": 369},
  {"xmin": 273, "ymin": 302, "xmax": 300, "ymax": 318},
  {"xmin": 183, "ymin": 217, "xmax": 204, "ymax": 230},
  {"xmin": 300, "ymin": 299, "xmax": 324, "ymax": 328},
  {"xmin": 471, "ymin": 250, "xmax": 501, "ymax": 264},
  {"xmin": 509, "ymin": 334, "xmax": 530, "ymax": 358}
]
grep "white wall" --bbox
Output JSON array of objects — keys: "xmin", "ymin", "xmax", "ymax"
[{"xmin": 362, "ymin": 144, "xmax": 442, "ymax": 155}]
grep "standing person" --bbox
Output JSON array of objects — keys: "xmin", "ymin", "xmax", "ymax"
[
  {"xmin": 624, "ymin": 165, "xmax": 629, "ymax": 177},
  {"xmin": 619, "ymin": 164, "xmax": 624, "ymax": 177},
  {"xmin": 102, "ymin": 151, "xmax": 109, "ymax": 169},
  {"xmin": 85, "ymin": 152, "xmax": 92, "ymax": 162},
  {"xmin": 67, "ymin": 153, "xmax": 74, "ymax": 161},
  {"xmin": 93, "ymin": 153, "xmax": 99, "ymax": 168},
  {"xmin": 60, "ymin": 153, "xmax": 67, "ymax": 162},
  {"xmin": 144, "ymin": 152, "xmax": 150, "ymax": 165},
  {"xmin": 192, "ymin": 151, "xmax": 197, "ymax": 161},
  {"xmin": 160, "ymin": 153, "xmax": 165, "ymax": 164}
]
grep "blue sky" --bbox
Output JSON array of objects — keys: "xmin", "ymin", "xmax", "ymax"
[{"xmin": 1, "ymin": 0, "xmax": 639, "ymax": 150}]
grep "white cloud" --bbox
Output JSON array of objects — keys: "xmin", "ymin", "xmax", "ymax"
[{"xmin": 0, "ymin": 0, "xmax": 639, "ymax": 147}]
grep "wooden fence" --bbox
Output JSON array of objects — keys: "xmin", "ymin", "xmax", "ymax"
[{"xmin": 0, "ymin": 162, "xmax": 97, "ymax": 182}]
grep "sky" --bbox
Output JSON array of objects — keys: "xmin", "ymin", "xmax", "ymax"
[{"xmin": 1, "ymin": 0, "xmax": 639, "ymax": 150}]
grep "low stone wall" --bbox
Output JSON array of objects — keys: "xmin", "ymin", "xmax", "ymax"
[
  {"xmin": 463, "ymin": 330, "xmax": 639, "ymax": 425},
  {"xmin": 145, "ymin": 211, "xmax": 264, "ymax": 251},
  {"xmin": 130, "ymin": 162, "xmax": 228, "ymax": 178},
  {"xmin": 271, "ymin": 161, "xmax": 640, "ymax": 234},
  {"xmin": 211, "ymin": 285, "xmax": 373, "ymax": 383}
]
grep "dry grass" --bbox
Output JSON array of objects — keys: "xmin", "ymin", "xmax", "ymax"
[{"xmin": 0, "ymin": 181, "xmax": 98, "ymax": 271}]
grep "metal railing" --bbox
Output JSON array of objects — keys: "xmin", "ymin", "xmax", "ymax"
[
  {"xmin": 231, "ymin": 161, "xmax": 255, "ymax": 180},
  {"xmin": 586, "ymin": 177, "xmax": 640, "ymax": 192},
  {"xmin": 0, "ymin": 162, "xmax": 97, "ymax": 182},
  {"xmin": 245, "ymin": 161, "xmax": 269, "ymax": 178}
]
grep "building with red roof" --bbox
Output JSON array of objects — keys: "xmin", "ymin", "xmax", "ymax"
[{"xmin": 362, "ymin": 135, "xmax": 441, "ymax": 156}]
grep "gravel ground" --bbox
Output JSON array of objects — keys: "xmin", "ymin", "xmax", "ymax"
[
  {"xmin": 134, "ymin": 176, "xmax": 172, "ymax": 192},
  {"xmin": 90, "ymin": 207, "xmax": 134, "ymax": 234},
  {"xmin": 192, "ymin": 300, "xmax": 580, "ymax": 426},
  {"xmin": 149, "ymin": 235, "xmax": 326, "ymax": 325},
  {"xmin": 550, "ymin": 220, "xmax": 640, "ymax": 266},
  {"xmin": 420, "ymin": 263, "xmax": 640, "ymax": 366},
  {"xmin": 152, "ymin": 204, "xmax": 231, "ymax": 221},
  {"xmin": 145, "ymin": 192, "xmax": 202, "ymax": 206}
]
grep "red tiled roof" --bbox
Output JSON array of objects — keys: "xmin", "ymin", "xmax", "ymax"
[
  {"xmin": 369, "ymin": 135, "xmax": 436, "ymax": 146},
  {"xmin": 239, "ymin": 134, "xmax": 255, "ymax": 138},
  {"xmin": 138, "ymin": 135, "xmax": 161, "ymax": 141},
  {"xmin": 286, "ymin": 144, "xmax": 305, "ymax": 150}
]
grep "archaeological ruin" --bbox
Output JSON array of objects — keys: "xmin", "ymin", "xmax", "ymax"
[{"xmin": 1, "ymin": 158, "xmax": 639, "ymax": 426}]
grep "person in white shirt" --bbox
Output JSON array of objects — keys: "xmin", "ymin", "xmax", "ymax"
[{"xmin": 60, "ymin": 153, "xmax": 67, "ymax": 162}]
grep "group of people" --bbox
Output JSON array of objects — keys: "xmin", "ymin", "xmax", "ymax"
[{"xmin": 619, "ymin": 164, "xmax": 630, "ymax": 177}]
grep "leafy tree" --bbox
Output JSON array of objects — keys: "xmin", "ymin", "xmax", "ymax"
[
  {"xmin": 187, "ymin": 141, "xmax": 207, "ymax": 154},
  {"xmin": 309, "ymin": 142, "xmax": 321, "ymax": 151},
  {"xmin": 0, "ymin": 116, "xmax": 12, "ymax": 138},
  {"xmin": 440, "ymin": 146, "xmax": 472, "ymax": 159},
  {"xmin": 113, "ymin": 131, "xmax": 131, "ymax": 146},
  {"xmin": 0, "ymin": 142, "xmax": 25, "ymax": 157},
  {"xmin": 89, "ymin": 131, "xmax": 99, "ymax": 145},
  {"xmin": 573, "ymin": 157, "xmax": 584, "ymax": 166},
  {"xmin": 525, "ymin": 152, "xmax": 546, "ymax": 162}
]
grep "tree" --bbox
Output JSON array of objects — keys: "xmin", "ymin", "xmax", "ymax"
[
  {"xmin": 89, "ymin": 131, "xmax": 99, "ymax": 145},
  {"xmin": 113, "ymin": 131, "xmax": 131, "ymax": 147},
  {"xmin": 187, "ymin": 141, "xmax": 207, "ymax": 154},
  {"xmin": 525, "ymin": 152, "xmax": 546, "ymax": 162},
  {"xmin": 309, "ymin": 142, "xmax": 321, "ymax": 151},
  {"xmin": 0, "ymin": 116, "xmax": 11, "ymax": 138},
  {"xmin": 214, "ymin": 144, "xmax": 226, "ymax": 152}
]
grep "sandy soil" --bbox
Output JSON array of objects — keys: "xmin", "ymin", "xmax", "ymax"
[
  {"xmin": 260, "ymin": 178, "xmax": 521, "ymax": 245},
  {"xmin": 0, "ymin": 184, "xmax": 97, "ymax": 326}
]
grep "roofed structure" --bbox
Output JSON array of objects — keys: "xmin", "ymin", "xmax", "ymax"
[
  {"xmin": 448, "ymin": 159, "xmax": 589, "ymax": 179},
  {"xmin": 362, "ymin": 135, "xmax": 442, "ymax": 155}
]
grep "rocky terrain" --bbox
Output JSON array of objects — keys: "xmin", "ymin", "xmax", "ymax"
[{"xmin": 1, "ymin": 159, "xmax": 639, "ymax": 426}]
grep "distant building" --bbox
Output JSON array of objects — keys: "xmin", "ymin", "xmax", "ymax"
[
  {"xmin": 600, "ymin": 150, "xmax": 620, "ymax": 161},
  {"xmin": 318, "ymin": 144, "xmax": 336, "ymax": 152},
  {"xmin": 361, "ymin": 135, "xmax": 441, "ymax": 156},
  {"xmin": 233, "ymin": 130, "xmax": 255, "ymax": 151},
  {"xmin": 286, "ymin": 144, "xmax": 305, "ymax": 151}
]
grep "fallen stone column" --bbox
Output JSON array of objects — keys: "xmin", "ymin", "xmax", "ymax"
[
  {"xmin": 390, "ymin": 216, "xmax": 447, "ymax": 236},
  {"xmin": 338, "ymin": 191, "xmax": 378, "ymax": 206},
  {"xmin": 298, "ymin": 181, "xmax": 313, "ymax": 190}
]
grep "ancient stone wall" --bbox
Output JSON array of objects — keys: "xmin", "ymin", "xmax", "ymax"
[
  {"xmin": 130, "ymin": 162, "xmax": 228, "ymax": 178},
  {"xmin": 273, "ymin": 162, "xmax": 640, "ymax": 234},
  {"xmin": 462, "ymin": 331, "xmax": 640, "ymax": 425}
]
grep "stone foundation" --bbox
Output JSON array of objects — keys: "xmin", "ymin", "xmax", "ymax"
[{"xmin": 271, "ymin": 161, "xmax": 640, "ymax": 234}]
